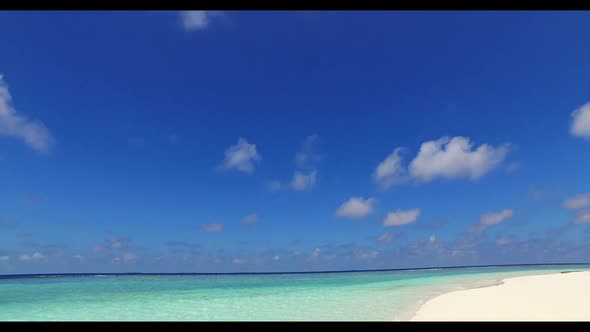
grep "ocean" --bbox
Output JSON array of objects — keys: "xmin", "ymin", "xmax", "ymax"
[{"xmin": 1, "ymin": 264, "xmax": 588, "ymax": 321}]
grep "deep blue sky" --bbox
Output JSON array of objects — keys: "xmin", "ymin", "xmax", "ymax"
[{"xmin": 1, "ymin": 11, "xmax": 590, "ymax": 274}]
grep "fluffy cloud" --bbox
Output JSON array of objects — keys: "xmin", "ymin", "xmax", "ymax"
[
  {"xmin": 179, "ymin": 11, "xmax": 223, "ymax": 31},
  {"xmin": 563, "ymin": 193, "xmax": 590, "ymax": 210},
  {"xmin": 73, "ymin": 254, "xmax": 85, "ymax": 261},
  {"xmin": 200, "ymin": 223, "xmax": 224, "ymax": 232},
  {"xmin": 383, "ymin": 208, "xmax": 421, "ymax": 227},
  {"xmin": 480, "ymin": 209, "xmax": 514, "ymax": 226},
  {"xmin": 220, "ymin": 138, "xmax": 261, "ymax": 174},
  {"xmin": 373, "ymin": 148, "xmax": 407, "ymax": 190},
  {"xmin": 291, "ymin": 170, "xmax": 317, "ymax": 191},
  {"xmin": 335, "ymin": 197, "xmax": 376, "ymax": 219},
  {"xmin": 242, "ymin": 213, "xmax": 259, "ymax": 225},
  {"xmin": 570, "ymin": 102, "xmax": 590, "ymax": 139},
  {"xmin": 574, "ymin": 210, "xmax": 590, "ymax": 224},
  {"xmin": 0, "ymin": 74, "xmax": 55, "ymax": 153},
  {"xmin": 409, "ymin": 136, "xmax": 509, "ymax": 182},
  {"xmin": 0, "ymin": 255, "xmax": 10, "ymax": 262}
]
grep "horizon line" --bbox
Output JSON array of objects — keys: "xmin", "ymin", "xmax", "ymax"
[{"xmin": 2, "ymin": 262, "xmax": 590, "ymax": 279}]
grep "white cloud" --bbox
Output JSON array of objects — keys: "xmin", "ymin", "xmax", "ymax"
[
  {"xmin": 291, "ymin": 170, "xmax": 317, "ymax": 191},
  {"xmin": 179, "ymin": 11, "xmax": 223, "ymax": 31},
  {"xmin": 409, "ymin": 136, "xmax": 509, "ymax": 182},
  {"xmin": 574, "ymin": 210, "xmax": 590, "ymax": 224},
  {"xmin": 383, "ymin": 208, "xmax": 421, "ymax": 227},
  {"xmin": 429, "ymin": 234, "xmax": 437, "ymax": 243},
  {"xmin": 353, "ymin": 249, "xmax": 379, "ymax": 261},
  {"xmin": 108, "ymin": 236, "xmax": 125, "ymax": 249},
  {"xmin": 122, "ymin": 253, "xmax": 136, "ymax": 263},
  {"xmin": 73, "ymin": 254, "xmax": 85, "ymax": 261},
  {"xmin": 232, "ymin": 257, "xmax": 247, "ymax": 264},
  {"xmin": 335, "ymin": 197, "xmax": 376, "ymax": 219},
  {"xmin": 311, "ymin": 248, "xmax": 321, "ymax": 258},
  {"xmin": 295, "ymin": 134, "xmax": 321, "ymax": 168},
  {"xmin": 220, "ymin": 138, "xmax": 261, "ymax": 174},
  {"xmin": 242, "ymin": 213, "xmax": 259, "ymax": 225},
  {"xmin": 377, "ymin": 233, "xmax": 393, "ymax": 243},
  {"xmin": 200, "ymin": 223, "xmax": 224, "ymax": 232},
  {"xmin": 570, "ymin": 102, "xmax": 590, "ymax": 139},
  {"xmin": 19, "ymin": 252, "xmax": 45, "ymax": 262},
  {"xmin": 0, "ymin": 255, "xmax": 9, "ymax": 262},
  {"xmin": 373, "ymin": 148, "xmax": 407, "ymax": 189},
  {"xmin": 563, "ymin": 193, "xmax": 590, "ymax": 210},
  {"xmin": 0, "ymin": 74, "xmax": 55, "ymax": 153},
  {"xmin": 480, "ymin": 209, "xmax": 514, "ymax": 225}
]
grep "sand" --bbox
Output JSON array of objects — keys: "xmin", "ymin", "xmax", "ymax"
[{"xmin": 410, "ymin": 270, "xmax": 590, "ymax": 321}]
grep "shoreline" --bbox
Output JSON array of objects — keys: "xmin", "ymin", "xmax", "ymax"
[{"xmin": 409, "ymin": 270, "xmax": 590, "ymax": 321}]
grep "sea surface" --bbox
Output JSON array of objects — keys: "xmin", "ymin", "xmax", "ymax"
[{"xmin": 1, "ymin": 264, "xmax": 589, "ymax": 321}]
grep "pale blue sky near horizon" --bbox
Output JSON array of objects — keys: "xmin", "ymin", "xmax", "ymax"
[{"xmin": 1, "ymin": 11, "xmax": 590, "ymax": 274}]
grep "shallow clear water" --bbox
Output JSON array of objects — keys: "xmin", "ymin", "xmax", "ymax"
[{"xmin": 1, "ymin": 265, "xmax": 589, "ymax": 321}]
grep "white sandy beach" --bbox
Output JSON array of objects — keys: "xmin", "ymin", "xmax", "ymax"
[{"xmin": 411, "ymin": 271, "xmax": 590, "ymax": 321}]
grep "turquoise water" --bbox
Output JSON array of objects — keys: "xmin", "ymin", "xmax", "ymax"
[{"xmin": 1, "ymin": 265, "xmax": 589, "ymax": 321}]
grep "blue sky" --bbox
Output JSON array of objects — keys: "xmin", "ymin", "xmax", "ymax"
[{"xmin": 1, "ymin": 11, "xmax": 590, "ymax": 274}]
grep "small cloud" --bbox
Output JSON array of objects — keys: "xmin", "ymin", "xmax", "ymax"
[
  {"xmin": 108, "ymin": 236, "xmax": 127, "ymax": 249},
  {"xmin": 480, "ymin": 209, "xmax": 514, "ymax": 226},
  {"xmin": 373, "ymin": 148, "xmax": 407, "ymax": 190},
  {"xmin": 0, "ymin": 255, "xmax": 10, "ymax": 262},
  {"xmin": 311, "ymin": 247, "xmax": 321, "ymax": 258},
  {"xmin": 232, "ymin": 257, "xmax": 247, "ymax": 264},
  {"xmin": 0, "ymin": 74, "xmax": 55, "ymax": 153},
  {"xmin": 563, "ymin": 193, "xmax": 590, "ymax": 210},
  {"xmin": 377, "ymin": 232, "xmax": 393, "ymax": 243},
  {"xmin": 291, "ymin": 170, "xmax": 317, "ymax": 191},
  {"xmin": 409, "ymin": 136, "xmax": 509, "ymax": 182},
  {"xmin": 200, "ymin": 223, "xmax": 223, "ymax": 232},
  {"xmin": 20, "ymin": 252, "xmax": 45, "ymax": 262},
  {"xmin": 242, "ymin": 213, "xmax": 259, "ymax": 225},
  {"xmin": 294, "ymin": 134, "xmax": 321, "ymax": 168},
  {"xmin": 122, "ymin": 253, "xmax": 137, "ymax": 263},
  {"xmin": 220, "ymin": 138, "xmax": 261, "ymax": 174},
  {"xmin": 383, "ymin": 208, "xmax": 421, "ymax": 227},
  {"xmin": 353, "ymin": 249, "xmax": 379, "ymax": 261},
  {"xmin": 428, "ymin": 234, "xmax": 437, "ymax": 243},
  {"xmin": 335, "ymin": 197, "xmax": 376, "ymax": 219},
  {"xmin": 179, "ymin": 11, "xmax": 224, "ymax": 31},
  {"xmin": 574, "ymin": 210, "xmax": 590, "ymax": 225},
  {"xmin": 73, "ymin": 254, "xmax": 85, "ymax": 261},
  {"xmin": 570, "ymin": 102, "xmax": 590, "ymax": 139}
]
